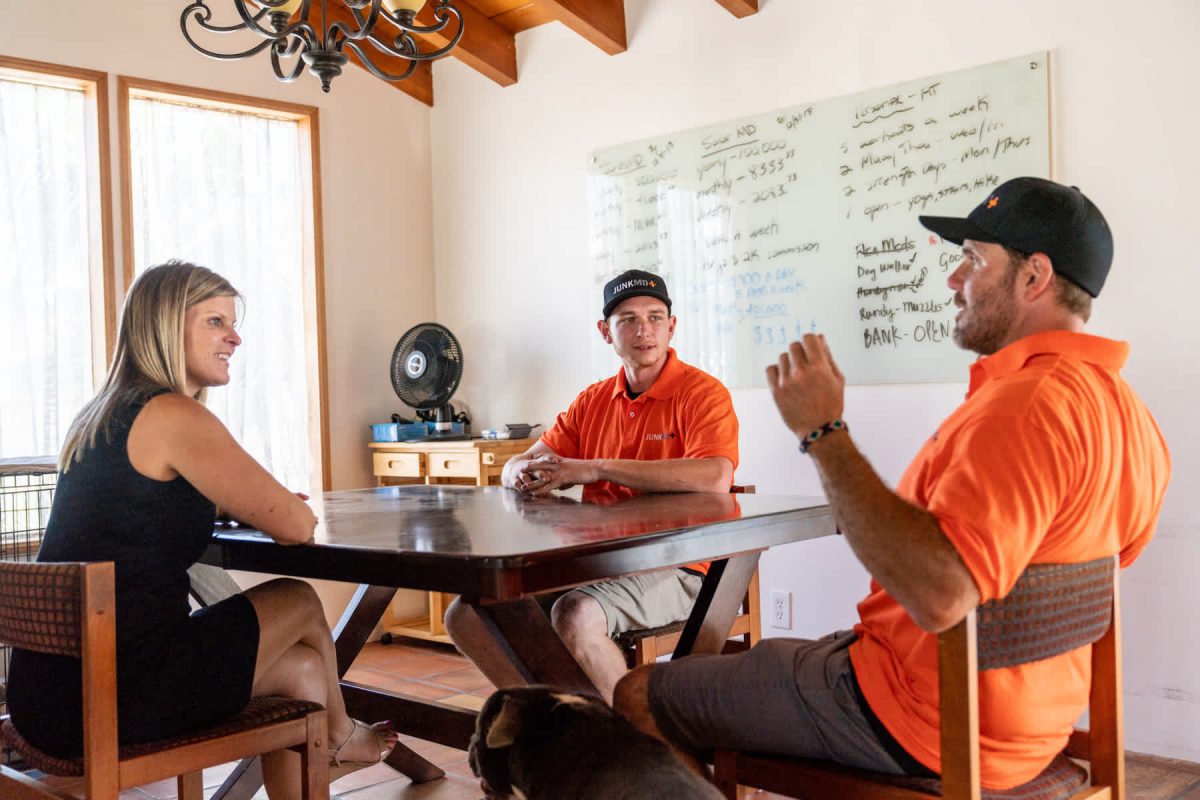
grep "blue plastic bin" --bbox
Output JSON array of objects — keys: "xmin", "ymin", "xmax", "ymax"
[{"xmin": 370, "ymin": 422, "xmax": 428, "ymax": 442}]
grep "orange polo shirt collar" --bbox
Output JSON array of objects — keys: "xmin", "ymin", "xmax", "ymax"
[
  {"xmin": 610, "ymin": 348, "xmax": 686, "ymax": 400},
  {"xmin": 968, "ymin": 329, "xmax": 1130, "ymax": 396}
]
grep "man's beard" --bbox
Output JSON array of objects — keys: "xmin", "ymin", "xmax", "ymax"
[{"xmin": 952, "ymin": 273, "xmax": 1018, "ymax": 356}]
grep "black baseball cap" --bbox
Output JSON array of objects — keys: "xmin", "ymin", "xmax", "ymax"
[
  {"xmin": 919, "ymin": 177, "xmax": 1113, "ymax": 297},
  {"xmin": 601, "ymin": 269, "xmax": 672, "ymax": 318}
]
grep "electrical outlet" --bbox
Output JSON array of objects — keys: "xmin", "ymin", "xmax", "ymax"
[{"xmin": 770, "ymin": 589, "xmax": 791, "ymax": 629}]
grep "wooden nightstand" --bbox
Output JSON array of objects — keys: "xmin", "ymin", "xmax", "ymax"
[{"xmin": 368, "ymin": 437, "xmax": 536, "ymax": 643}]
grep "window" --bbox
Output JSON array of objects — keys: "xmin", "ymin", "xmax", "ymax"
[
  {"xmin": 118, "ymin": 78, "xmax": 328, "ymax": 493},
  {"xmin": 0, "ymin": 57, "xmax": 113, "ymax": 460}
]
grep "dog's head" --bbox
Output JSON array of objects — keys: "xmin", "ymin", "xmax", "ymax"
[{"xmin": 468, "ymin": 687, "xmax": 608, "ymax": 799}]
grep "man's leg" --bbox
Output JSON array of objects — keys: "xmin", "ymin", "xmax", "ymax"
[
  {"xmin": 554, "ymin": 569, "xmax": 703, "ymax": 704},
  {"xmin": 550, "ymin": 591, "xmax": 628, "ymax": 704},
  {"xmin": 614, "ymin": 665, "xmax": 708, "ymax": 777},
  {"xmin": 614, "ymin": 632, "xmax": 920, "ymax": 776}
]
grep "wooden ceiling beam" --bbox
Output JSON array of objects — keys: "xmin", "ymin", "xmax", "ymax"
[
  {"xmin": 410, "ymin": 0, "xmax": 518, "ymax": 87},
  {"xmin": 491, "ymin": 3, "xmax": 556, "ymax": 34},
  {"xmin": 539, "ymin": 0, "xmax": 626, "ymax": 55},
  {"xmin": 714, "ymin": 0, "xmax": 758, "ymax": 17}
]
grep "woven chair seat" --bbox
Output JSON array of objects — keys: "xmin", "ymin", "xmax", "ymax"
[
  {"xmin": 2, "ymin": 695, "xmax": 324, "ymax": 778},
  {"xmin": 884, "ymin": 753, "xmax": 1086, "ymax": 800},
  {"xmin": 614, "ymin": 620, "xmax": 686, "ymax": 647},
  {"xmin": 734, "ymin": 748, "xmax": 1087, "ymax": 800}
]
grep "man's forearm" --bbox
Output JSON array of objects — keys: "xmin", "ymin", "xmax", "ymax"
[
  {"xmin": 807, "ymin": 433, "xmax": 979, "ymax": 632},
  {"xmin": 595, "ymin": 457, "xmax": 732, "ymax": 493}
]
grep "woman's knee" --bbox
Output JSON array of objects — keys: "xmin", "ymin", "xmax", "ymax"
[
  {"xmin": 256, "ymin": 643, "xmax": 326, "ymax": 702},
  {"xmin": 249, "ymin": 578, "xmax": 325, "ymax": 622}
]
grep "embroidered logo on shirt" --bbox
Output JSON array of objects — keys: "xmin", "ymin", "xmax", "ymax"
[{"xmin": 645, "ymin": 432, "xmax": 677, "ymax": 441}]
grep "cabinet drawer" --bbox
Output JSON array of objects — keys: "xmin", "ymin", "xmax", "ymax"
[
  {"xmin": 373, "ymin": 452, "xmax": 424, "ymax": 478},
  {"xmin": 427, "ymin": 451, "xmax": 480, "ymax": 479}
]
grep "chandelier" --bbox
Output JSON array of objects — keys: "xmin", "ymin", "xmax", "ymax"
[{"xmin": 181, "ymin": 0, "xmax": 465, "ymax": 93}]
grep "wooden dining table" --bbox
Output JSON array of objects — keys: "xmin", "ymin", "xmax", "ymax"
[{"xmin": 198, "ymin": 483, "xmax": 835, "ymax": 798}]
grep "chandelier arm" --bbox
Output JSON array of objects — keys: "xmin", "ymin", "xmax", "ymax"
[
  {"xmin": 181, "ymin": 18, "xmax": 280, "ymax": 59},
  {"xmin": 288, "ymin": 22, "xmax": 321, "ymax": 48},
  {"xmin": 385, "ymin": 1, "xmax": 463, "ymax": 37},
  {"xmin": 366, "ymin": 25, "xmax": 462, "ymax": 62},
  {"xmin": 339, "ymin": 0, "xmax": 384, "ymax": 41},
  {"xmin": 270, "ymin": 44, "xmax": 308, "ymax": 81},
  {"xmin": 279, "ymin": 30, "xmax": 308, "ymax": 57},
  {"xmin": 342, "ymin": 40, "xmax": 419, "ymax": 81},
  {"xmin": 180, "ymin": 0, "xmax": 270, "ymax": 33}
]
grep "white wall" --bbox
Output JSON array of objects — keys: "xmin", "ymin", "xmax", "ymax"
[
  {"xmin": 1, "ymin": 0, "xmax": 438, "ymax": 622},
  {"xmin": 430, "ymin": 0, "xmax": 1200, "ymax": 760}
]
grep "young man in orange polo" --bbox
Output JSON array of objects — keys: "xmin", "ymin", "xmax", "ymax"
[
  {"xmin": 444, "ymin": 269, "xmax": 739, "ymax": 703},
  {"xmin": 614, "ymin": 178, "xmax": 1171, "ymax": 791}
]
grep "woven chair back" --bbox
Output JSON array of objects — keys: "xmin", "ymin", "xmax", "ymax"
[
  {"xmin": 0, "ymin": 561, "xmax": 85, "ymax": 658},
  {"xmin": 976, "ymin": 556, "xmax": 1115, "ymax": 671}
]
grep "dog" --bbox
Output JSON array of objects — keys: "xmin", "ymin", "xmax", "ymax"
[{"xmin": 468, "ymin": 686, "xmax": 724, "ymax": 799}]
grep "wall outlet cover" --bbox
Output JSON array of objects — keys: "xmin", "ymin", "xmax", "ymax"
[{"xmin": 770, "ymin": 589, "xmax": 791, "ymax": 629}]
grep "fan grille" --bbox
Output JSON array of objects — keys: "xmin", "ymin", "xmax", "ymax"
[{"xmin": 390, "ymin": 323, "xmax": 463, "ymax": 410}]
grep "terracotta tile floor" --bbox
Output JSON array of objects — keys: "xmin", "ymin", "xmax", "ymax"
[{"xmin": 13, "ymin": 638, "xmax": 1200, "ymax": 799}]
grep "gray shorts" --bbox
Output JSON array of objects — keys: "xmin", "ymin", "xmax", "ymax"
[
  {"xmin": 648, "ymin": 630, "xmax": 913, "ymax": 774},
  {"xmin": 573, "ymin": 569, "xmax": 703, "ymax": 637}
]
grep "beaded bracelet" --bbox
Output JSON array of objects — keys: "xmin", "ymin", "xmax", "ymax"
[{"xmin": 798, "ymin": 419, "xmax": 848, "ymax": 454}]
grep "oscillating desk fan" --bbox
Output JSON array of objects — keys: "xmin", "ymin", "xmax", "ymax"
[{"xmin": 390, "ymin": 322, "xmax": 470, "ymax": 442}]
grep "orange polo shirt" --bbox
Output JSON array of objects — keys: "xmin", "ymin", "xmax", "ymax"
[
  {"xmin": 849, "ymin": 330, "xmax": 1170, "ymax": 789},
  {"xmin": 540, "ymin": 348, "xmax": 739, "ymax": 573}
]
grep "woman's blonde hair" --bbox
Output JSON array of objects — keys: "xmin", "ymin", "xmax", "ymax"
[{"xmin": 60, "ymin": 260, "xmax": 240, "ymax": 470}]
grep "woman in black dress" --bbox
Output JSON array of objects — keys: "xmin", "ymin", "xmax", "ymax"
[{"xmin": 6, "ymin": 261, "xmax": 396, "ymax": 798}]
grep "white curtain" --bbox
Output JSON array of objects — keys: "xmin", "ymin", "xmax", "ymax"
[
  {"xmin": 0, "ymin": 78, "xmax": 96, "ymax": 459},
  {"xmin": 128, "ymin": 97, "xmax": 314, "ymax": 494}
]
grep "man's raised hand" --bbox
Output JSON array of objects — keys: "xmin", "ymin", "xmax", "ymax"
[{"xmin": 765, "ymin": 333, "xmax": 846, "ymax": 439}]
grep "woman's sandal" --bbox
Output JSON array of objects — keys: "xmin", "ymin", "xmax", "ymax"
[{"xmin": 328, "ymin": 719, "xmax": 397, "ymax": 770}]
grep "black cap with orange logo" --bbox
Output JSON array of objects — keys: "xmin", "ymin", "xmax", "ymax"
[
  {"xmin": 919, "ymin": 177, "xmax": 1113, "ymax": 297},
  {"xmin": 602, "ymin": 269, "xmax": 673, "ymax": 318}
]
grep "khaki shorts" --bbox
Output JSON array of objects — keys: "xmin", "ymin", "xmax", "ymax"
[{"xmin": 573, "ymin": 569, "xmax": 703, "ymax": 637}]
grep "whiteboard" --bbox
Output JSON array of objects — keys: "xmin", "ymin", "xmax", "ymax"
[{"xmin": 586, "ymin": 53, "xmax": 1051, "ymax": 386}]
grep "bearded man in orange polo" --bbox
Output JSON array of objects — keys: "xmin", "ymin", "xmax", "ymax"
[
  {"xmin": 445, "ymin": 269, "xmax": 739, "ymax": 703},
  {"xmin": 615, "ymin": 178, "xmax": 1170, "ymax": 792}
]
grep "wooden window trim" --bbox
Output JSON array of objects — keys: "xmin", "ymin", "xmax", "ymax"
[
  {"xmin": 115, "ymin": 76, "xmax": 331, "ymax": 491},
  {"xmin": 0, "ymin": 55, "xmax": 116, "ymax": 371}
]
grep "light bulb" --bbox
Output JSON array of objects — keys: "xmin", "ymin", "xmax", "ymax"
[{"xmin": 382, "ymin": 0, "xmax": 425, "ymax": 14}]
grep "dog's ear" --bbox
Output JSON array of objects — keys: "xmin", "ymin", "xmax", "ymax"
[{"xmin": 484, "ymin": 693, "xmax": 526, "ymax": 749}]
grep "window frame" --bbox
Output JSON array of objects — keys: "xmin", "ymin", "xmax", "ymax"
[
  {"xmin": 0, "ymin": 54, "xmax": 116, "ymax": 379},
  {"xmin": 115, "ymin": 76, "xmax": 331, "ymax": 491}
]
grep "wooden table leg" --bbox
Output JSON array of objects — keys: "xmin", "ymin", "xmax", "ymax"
[
  {"xmin": 332, "ymin": 584, "xmax": 400, "ymax": 676},
  {"xmin": 673, "ymin": 552, "xmax": 761, "ymax": 659},
  {"xmin": 333, "ymin": 585, "xmax": 447, "ymax": 782},
  {"xmin": 474, "ymin": 597, "xmax": 600, "ymax": 696}
]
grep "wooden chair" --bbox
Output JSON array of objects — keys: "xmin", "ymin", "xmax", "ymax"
[
  {"xmin": 713, "ymin": 556, "xmax": 1122, "ymax": 800},
  {"xmin": 0, "ymin": 560, "xmax": 330, "ymax": 800},
  {"xmin": 617, "ymin": 485, "xmax": 762, "ymax": 667}
]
